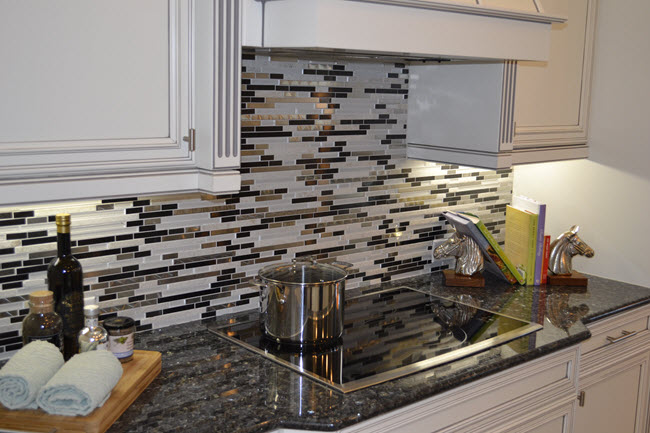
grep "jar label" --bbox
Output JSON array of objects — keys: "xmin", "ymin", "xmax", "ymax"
[{"xmin": 108, "ymin": 333, "xmax": 133, "ymax": 358}]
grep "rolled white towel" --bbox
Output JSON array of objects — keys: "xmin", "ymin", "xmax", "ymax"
[
  {"xmin": 37, "ymin": 350, "xmax": 123, "ymax": 416},
  {"xmin": 0, "ymin": 341, "xmax": 64, "ymax": 410}
]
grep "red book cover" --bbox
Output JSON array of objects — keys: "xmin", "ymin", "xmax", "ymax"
[{"xmin": 541, "ymin": 235, "xmax": 551, "ymax": 284}]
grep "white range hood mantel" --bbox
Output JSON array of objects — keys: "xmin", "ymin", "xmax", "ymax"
[
  {"xmin": 243, "ymin": 0, "xmax": 566, "ymax": 61},
  {"xmin": 242, "ymin": 0, "xmax": 568, "ymax": 170}
]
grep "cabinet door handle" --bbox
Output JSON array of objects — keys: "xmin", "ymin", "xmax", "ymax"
[
  {"xmin": 606, "ymin": 329, "xmax": 638, "ymax": 344},
  {"xmin": 577, "ymin": 390, "xmax": 586, "ymax": 407}
]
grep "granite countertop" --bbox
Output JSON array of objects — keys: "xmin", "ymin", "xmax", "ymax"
[{"xmin": 101, "ymin": 273, "xmax": 650, "ymax": 433}]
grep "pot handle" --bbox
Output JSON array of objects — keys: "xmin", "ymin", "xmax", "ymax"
[
  {"xmin": 251, "ymin": 277, "xmax": 269, "ymax": 314},
  {"xmin": 250, "ymin": 276, "xmax": 265, "ymax": 287}
]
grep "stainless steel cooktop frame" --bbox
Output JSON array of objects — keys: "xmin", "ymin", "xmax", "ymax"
[{"xmin": 207, "ymin": 287, "xmax": 542, "ymax": 393}]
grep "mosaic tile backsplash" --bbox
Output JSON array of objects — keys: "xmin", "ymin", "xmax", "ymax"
[{"xmin": 0, "ymin": 54, "xmax": 512, "ymax": 357}]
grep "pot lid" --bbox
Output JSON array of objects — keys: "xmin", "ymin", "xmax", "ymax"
[{"xmin": 258, "ymin": 257, "xmax": 350, "ymax": 285}]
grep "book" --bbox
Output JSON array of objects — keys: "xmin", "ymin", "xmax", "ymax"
[
  {"xmin": 505, "ymin": 205, "xmax": 538, "ymax": 285},
  {"xmin": 442, "ymin": 211, "xmax": 521, "ymax": 284},
  {"xmin": 511, "ymin": 196, "xmax": 546, "ymax": 285},
  {"xmin": 541, "ymin": 235, "xmax": 551, "ymax": 285},
  {"xmin": 459, "ymin": 211, "xmax": 525, "ymax": 285}
]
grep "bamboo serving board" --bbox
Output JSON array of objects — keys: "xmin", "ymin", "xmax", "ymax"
[{"xmin": 0, "ymin": 350, "xmax": 162, "ymax": 433}]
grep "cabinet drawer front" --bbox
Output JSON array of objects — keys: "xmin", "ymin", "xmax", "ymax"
[{"xmin": 582, "ymin": 308, "xmax": 650, "ymax": 355}]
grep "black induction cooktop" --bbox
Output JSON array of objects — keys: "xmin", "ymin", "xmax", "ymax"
[{"xmin": 207, "ymin": 286, "xmax": 541, "ymax": 393}]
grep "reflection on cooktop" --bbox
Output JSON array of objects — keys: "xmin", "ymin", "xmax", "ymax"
[{"xmin": 207, "ymin": 287, "xmax": 541, "ymax": 393}]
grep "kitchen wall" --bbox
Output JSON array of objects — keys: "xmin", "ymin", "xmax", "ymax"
[
  {"xmin": 0, "ymin": 55, "xmax": 514, "ymax": 358},
  {"xmin": 514, "ymin": 0, "xmax": 650, "ymax": 288}
]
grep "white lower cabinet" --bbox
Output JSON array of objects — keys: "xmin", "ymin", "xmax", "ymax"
[
  {"xmin": 494, "ymin": 400, "xmax": 575, "ymax": 433},
  {"xmin": 574, "ymin": 355, "xmax": 647, "ymax": 433},
  {"xmin": 520, "ymin": 403, "xmax": 573, "ymax": 433},
  {"xmin": 574, "ymin": 305, "xmax": 650, "ymax": 433}
]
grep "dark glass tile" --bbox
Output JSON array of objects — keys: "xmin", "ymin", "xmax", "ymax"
[
  {"xmin": 21, "ymin": 236, "xmax": 56, "ymax": 246},
  {"xmin": 78, "ymin": 236, "xmax": 115, "ymax": 246},
  {"xmin": 102, "ymin": 197, "xmax": 137, "ymax": 203},
  {"xmin": 98, "ymin": 272, "xmax": 134, "ymax": 283},
  {"xmin": 138, "ymin": 211, "xmax": 173, "ymax": 219},
  {"xmin": 6, "ymin": 233, "xmax": 27, "ymax": 240},
  {"xmin": 27, "ymin": 230, "xmax": 48, "ymax": 238},
  {"xmin": 162, "ymin": 304, "xmax": 194, "ymax": 315},
  {"xmin": 13, "ymin": 211, "xmax": 34, "ymax": 218},
  {"xmin": 0, "ymin": 219, "xmax": 25, "ymax": 227}
]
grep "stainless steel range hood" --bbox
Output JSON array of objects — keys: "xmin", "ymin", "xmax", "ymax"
[{"xmin": 242, "ymin": 0, "xmax": 565, "ymax": 61}]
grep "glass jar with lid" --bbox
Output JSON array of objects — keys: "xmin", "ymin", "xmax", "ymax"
[
  {"xmin": 104, "ymin": 316, "xmax": 135, "ymax": 363},
  {"xmin": 22, "ymin": 290, "xmax": 63, "ymax": 352}
]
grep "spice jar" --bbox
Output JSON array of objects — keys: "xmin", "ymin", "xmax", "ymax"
[
  {"xmin": 22, "ymin": 290, "xmax": 63, "ymax": 352},
  {"xmin": 103, "ymin": 316, "xmax": 135, "ymax": 363}
]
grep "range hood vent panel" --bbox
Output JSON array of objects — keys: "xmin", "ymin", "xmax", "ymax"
[
  {"xmin": 406, "ymin": 61, "xmax": 517, "ymax": 170},
  {"xmin": 244, "ymin": 0, "xmax": 565, "ymax": 61}
]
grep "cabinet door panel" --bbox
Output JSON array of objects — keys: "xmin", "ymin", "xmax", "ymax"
[
  {"xmin": 524, "ymin": 415, "xmax": 567, "ymax": 433},
  {"xmin": 0, "ymin": 0, "xmax": 170, "ymax": 143},
  {"xmin": 512, "ymin": 0, "xmax": 596, "ymax": 164},
  {"xmin": 0, "ymin": 0, "xmax": 238, "ymax": 205},
  {"xmin": 515, "ymin": 0, "xmax": 586, "ymax": 129},
  {"xmin": 575, "ymin": 363, "xmax": 643, "ymax": 433},
  {"xmin": 0, "ymin": 1, "xmax": 192, "ymax": 177}
]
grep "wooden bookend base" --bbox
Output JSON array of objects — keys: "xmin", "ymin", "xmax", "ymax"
[
  {"xmin": 547, "ymin": 270, "xmax": 588, "ymax": 287},
  {"xmin": 442, "ymin": 269, "xmax": 485, "ymax": 287}
]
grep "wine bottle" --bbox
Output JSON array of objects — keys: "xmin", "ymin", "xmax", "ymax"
[
  {"xmin": 48, "ymin": 213, "xmax": 84, "ymax": 360},
  {"xmin": 22, "ymin": 290, "xmax": 63, "ymax": 351}
]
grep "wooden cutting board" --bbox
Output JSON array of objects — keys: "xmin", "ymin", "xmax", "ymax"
[{"xmin": 0, "ymin": 350, "xmax": 161, "ymax": 433}]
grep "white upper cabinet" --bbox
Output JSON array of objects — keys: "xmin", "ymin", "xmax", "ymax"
[
  {"xmin": 512, "ymin": 0, "xmax": 597, "ymax": 164},
  {"xmin": 0, "ymin": 0, "xmax": 241, "ymax": 206},
  {"xmin": 406, "ymin": 0, "xmax": 596, "ymax": 169},
  {"xmin": 194, "ymin": 0, "xmax": 242, "ymax": 194},
  {"xmin": 1, "ymin": 2, "xmax": 172, "ymax": 145}
]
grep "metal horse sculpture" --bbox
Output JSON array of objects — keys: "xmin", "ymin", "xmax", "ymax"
[
  {"xmin": 434, "ymin": 232, "xmax": 484, "ymax": 276},
  {"xmin": 548, "ymin": 225, "xmax": 594, "ymax": 275}
]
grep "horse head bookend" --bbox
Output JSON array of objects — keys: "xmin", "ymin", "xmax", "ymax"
[
  {"xmin": 548, "ymin": 225, "xmax": 594, "ymax": 278},
  {"xmin": 434, "ymin": 231, "xmax": 484, "ymax": 277}
]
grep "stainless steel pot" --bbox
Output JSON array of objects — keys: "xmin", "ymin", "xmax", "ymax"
[{"xmin": 253, "ymin": 257, "xmax": 352, "ymax": 347}]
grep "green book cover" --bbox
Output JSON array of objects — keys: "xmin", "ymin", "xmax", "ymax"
[
  {"xmin": 505, "ymin": 205, "xmax": 538, "ymax": 285},
  {"xmin": 461, "ymin": 212, "xmax": 525, "ymax": 285}
]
